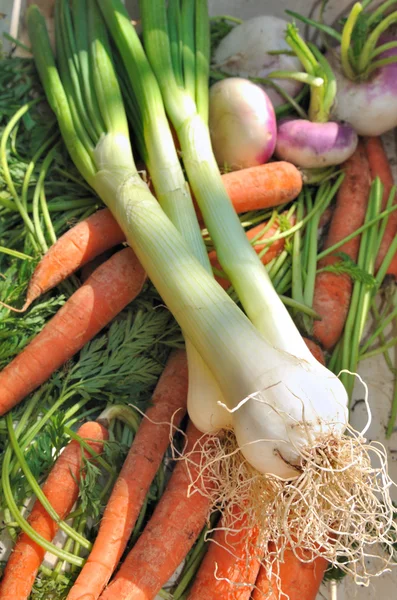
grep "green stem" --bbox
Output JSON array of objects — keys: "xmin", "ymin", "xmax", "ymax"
[
  {"xmin": 195, "ymin": 0, "xmax": 210, "ymax": 123},
  {"xmin": 0, "ymin": 246, "xmax": 34, "ymax": 261},
  {"xmin": 360, "ymin": 306, "xmax": 397, "ymax": 354},
  {"xmin": 63, "ymin": 426, "xmax": 114, "ymax": 474},
  {"xmin": 263, "ymin": 175, "xmax": 344, "ymax": 249},
  {"xmin": 0, "ymin": 100, "xmax": 42, "ymax": 245},
  {"xmin": 368, "ymin": 0, "xmax": 397, "ymax": 26},
  {"xmin": 291, "ymin": 194, "xmax": 305, "ymax": 305},
  {"xmin": 358, "ymin": 10, "xmax": 397, "ymax": 74},
  {"xmin": 280, "ymin": 296, "xmax": 320, "ymax": 319},
  {"xmin": 340, "ymin": 179, "xmax": 382, "ymax": 398},
  {"xmin": 172, "ymin": 512, "xmax": 219, "ymax": 598},
  {"xmin": 21, "ymin": 131, "xmax": 58, "ymax": 211},
  {"xmin": 340, "ymin": 2, "xmax": 363, "ymax": 79},
  {"xmin": 375, "ymin": 228, "xmax": 397, "ymax": 285},
  {"xmin": 2, "ymin": 441, "xmax": 85, "ymax": 566},
  {"xmin": 371, "ymin": 40, "xmax": 397, "ymax": 58},
  {"xmin": 367, "ymin": 55, "xmax": 397, "ymax": 75},
  {"xmin": 16, "ymin": 389, "xmax": 78, "ymax": 465},
  {"xmin": 360, "ymin": 335, "xmax": 397, "ymax": 360},
  {"xmin": 32, "ymin": 145, "xmax": 60, "ymax": 252},
  {"xmin": 317, "ymin": 203, "xmax": 397, "ymax": 261},
  {"xmin": 168, "ymin": 0, "xmax": 184, "ymax": 87},
  {"xmin": 181, "ymin": 0, "xmax": 196, "ymax": 100},
  {"xmin": 210, "ymin": 15, "xmax": 243, "ymax": 24},
  {"xmin": 267, "ymin": 70, "xmax": 324, "ymax": 86},
  {"xmin": 130, "ymin": 496, "xmax": 149, "ymax": 545},
  {"xmin": 304, "ymin": 186, "xmax": 327, "ymax": 308},
  {"xmin": 6, "ymin": 413, "xmax": 92, "ymax": 550},
  {"xmin": 269, "ymin": 250, "xmax": 290, "ymax": 284},
  {"xmin": 52, "ymin": 167, "xmax": 94, "ymax": 193},
  {"xmin": 285, "ymin": 24, "xmax": 318, "ymax": 75},
  {"xmin": 284, "ymin": 10, "xmax": 342, "ymax": 43},
  {"xmin": 71, "ymin": 514, "xmax": 87, "ymax": 572}
]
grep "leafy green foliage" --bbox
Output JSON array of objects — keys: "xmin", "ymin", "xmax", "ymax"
[
  {"xmin": 0, "ymin": 57, "xmax": 100, "ymax": 265},
  {"xmin": 318, "ymin": 252, "xmax": 377, "ymax": 287},
  {"xmin": 30, "ymin": 570, "xmax": 75, "ymax": 600},
  {"xmin": 77, "ymin": 459, "xmax": 104, "ymax": 521}
]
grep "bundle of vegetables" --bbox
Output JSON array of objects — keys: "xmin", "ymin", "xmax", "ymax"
[{"xmin": 0, "ymin": 0, "xmax": 397, "ymax": 598}]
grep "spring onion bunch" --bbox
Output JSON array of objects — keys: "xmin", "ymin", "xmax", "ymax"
[{"xmin": 27, "ymin": 0, "xmax": 396, "ymax": 580}]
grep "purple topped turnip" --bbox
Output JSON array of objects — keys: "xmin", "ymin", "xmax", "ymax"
[
  {"xmin": 328, "ymin": 3, "xmax": 397, "ymax": 136},
  {"xmin": 288, "ymin": 2, "xmax": 397, "ymax": 136},
  {"xmin": 276, "ymin": 119, "xmax": 358, "ymax": 168},
  {"xmin": 274, "ymin": 24, "xmax": 358, "ymax": 169}
]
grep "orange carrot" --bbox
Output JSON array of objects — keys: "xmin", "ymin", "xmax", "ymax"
[
  {"xmin": 363, "ymin": 136, "xmax": 397, "ymax": 273},
  {"xmin": 252, "ymin": 546, "xmax": 328, "ymax": 600},
  {"xmin": 22, "ymin": 208, "xmax": 125, "ymax": 310},
  {"xmin": 67, "ymin": 350, "xmax": 188, "ymax": 600},
  {"xmin": 20, "ymin": 163, "xmax": 301, "ymax": 310},
  {"xmin": 187, "ymin": 506, "xmax": 261, "ymax": 600},
  {"xmin": 0, "ymin": 247, "xmax": 146, "ymax": 416},
  {"xmin": 303, "ymin": 338, "xmax": 325, "ymax": 365},
  {"xmin": 99, "ymin": 422, "xmax": 216, "ymax": 600},
  {"xmin": 313, "ymin": 142, "xmax": 371, "ymax": 349},
  {"xmin": 195, "ymin": 161, "xmax": 302, "ymax": 221},
  {"xmin": 0, "ymin": 421, "xmax": 108, "ymax": 600},
  {"xmin": 209, "ymin": 215, "xmax": 294, "ymax": 290}
]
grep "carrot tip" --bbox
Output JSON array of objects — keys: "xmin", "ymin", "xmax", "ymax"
[{"xmin": 0, "ymin": 299, "xmax": 30, "ymax": 313}]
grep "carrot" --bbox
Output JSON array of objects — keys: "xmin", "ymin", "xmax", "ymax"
[
  {"xmin": 209, "ymin": 215, "xmax": 294, "ymax": 290},
  {"xmin": 312, "ymin": 142, "xmax": 371, "ymax": 349},
  {"xmin": 195, "ymin": 161, "xmax": 302, "ymax": 222},
  {"xmin": 0, "ymin": 247, "xmax": 146, "ymax": 416},
  {"xmin": 302, "ymin": 338, "xmax": 325, "ymax": 365},
  {"xmin": 99, "ymin": 422, "xmax": 216, "ymax": 600},
  {"xmin": 21, "ymin": 208, "xmax": 125, "ymax": 310},
  {"xmin": 363, "ymin": 136, "xmax": 397, "ymax": 273},
  {"xmin": 0, "ymin": 421, "xmax": 108, "ymax": 600},
  {"xmin": 67, "ymin": 350, "xmax": 188, "ymax": 600},
  {"xmin": 19, "ymin": 163, "xmax": 301, "ymax": 310},
  {"xmin": 252, "ymin": 546, "xmax": 328, "ymax": 600},
  {"xmin": 187, "ymin": 506, "xmax": 261, "ymax": 600}
]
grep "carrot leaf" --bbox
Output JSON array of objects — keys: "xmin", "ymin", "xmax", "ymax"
[{"xmin": 317, "ymin": 252, "xmax": 377, "ymax": 287}]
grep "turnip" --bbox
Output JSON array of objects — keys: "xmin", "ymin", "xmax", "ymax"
[
  {"xmin": 209, "ymin": 77, "xmax": 277, "ymax": 170},
  {"xmin": 329, "ymin": 3, "xmax": 397, "ymax": 136},
  {"xmin": 288, "ymin": 2, "xmax": 397, "ymax": 136},
  {"xmin": 274, "ymin": 24, "xmax": 358, "ymax": 169},
  {"xmin": 212, "ymin": 16, "xmax": 304, "ymax": 107},
  {"xmin": 276, "ymin": 119, "xmax": 358, "ymax": 168}
]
